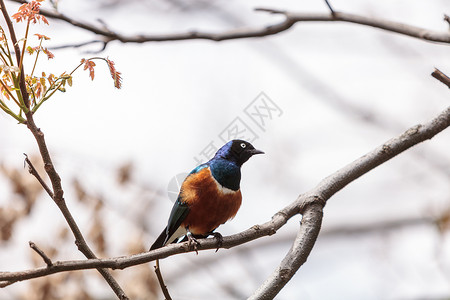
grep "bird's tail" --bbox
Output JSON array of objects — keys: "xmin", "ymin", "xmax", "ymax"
[{"xmin": 149, "ymin": 227, "xmax": 168, "ymax": 251}]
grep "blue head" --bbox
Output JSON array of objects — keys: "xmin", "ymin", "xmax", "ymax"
[
  {"xmin": 209, "ymin": 140, "xmax": 264, "ymax": 190},
  {"xmin": 213, "ymin": 140, "xmax": 264, "ymax": 166}
]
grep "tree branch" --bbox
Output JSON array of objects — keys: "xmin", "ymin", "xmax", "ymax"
[
  {"xmin": 444, "ymin": 14, "xmax": 450, "ymax": 26},
  {"xmin": 324, "ymin": 0, "xmax": 336, "ymax": 15},
  {"xmin": 257, "ymin": 8, "xmax": 450, "ymax": 44},
  {"xmin": 1, "ymin": 105, "xmax": 449, "ymax": 291},
  {"xmin": 24, "ymin": 154, "xmax": 53, "ymax": 198},
  {"xmin": 23, "ymin": 113, "xmax": 130, "ymax": 300},
  {"xmin": 6, "ymin": 0, "xmax": 450, "ymax": 48},
  {"xmin": 29, "ymin": 241, "xmax": 53, "ymax": 267},
  {"xmin": 432, "ymin": 68, "xmax": 450, "ymax": 88},
  {"xmin": 248, "ymin": 102, "xmax": 450, "ymax": 298},
  {"xmin": 0, "ymin": 2, "xmax": 128, "ymax": 296},
  {"xmin": 249, "ymin": 203, "xmax": 323, "ymax": 300},
  {"xmin": 154, "ymin": 259, "xmax": 173, "ymax": 300}
]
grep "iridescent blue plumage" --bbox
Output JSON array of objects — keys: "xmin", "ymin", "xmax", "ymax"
[
  {"xmin": 190, "ymin": 164, "xmax": 208, "ymax": 175},
  {"xmin": 209, "ymin": 159, "xmax": 241, "ymax": 191}
]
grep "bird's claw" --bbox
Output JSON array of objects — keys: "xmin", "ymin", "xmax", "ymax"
[
  {"xmin": 187, "ymin": 232, "xmax": 200, "ymax": 254},
  {"xmin": 211, "ymin": 232, "xmax": 223, "ymax": 252}
]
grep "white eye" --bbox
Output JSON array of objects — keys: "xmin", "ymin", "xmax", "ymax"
[{"xmin": 240, "ymin": 143, "xmax": 246, "ymax": 148}]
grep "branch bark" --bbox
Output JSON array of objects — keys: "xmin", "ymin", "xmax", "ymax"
[
  {"xmin": 248, "ymin": 104, "xmax": 450, "ymax": 299},
  {"xmin": 29, "ymin": 241, "xmax": 53, "ymax": 267},
  {"xmin": 1, "ymin": 105, "xmax": 449, "ymax": 291},
  {"xmin": 248, "ymin": 203, "xmax": 323, "ymax": 300},
  {"xmin": 432, "ymin": 68, "xmax": 450, "ymax": 88},
  {"xmin": 6, "ymin": 0, "xmax": 450, "ymax": 48},
  {"xmin": 271, "ymin": 9, "xmax": 450, "ymax": 44}
]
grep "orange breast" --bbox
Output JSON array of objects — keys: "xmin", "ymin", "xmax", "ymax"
[{"xmin": 180, "ymin": 168, "xmax": 242, "ymax": 235}]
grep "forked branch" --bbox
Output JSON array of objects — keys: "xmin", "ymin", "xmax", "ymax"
[{"xmin": 1, "ymin": 104, "xmax": 449, "ymax": 295}]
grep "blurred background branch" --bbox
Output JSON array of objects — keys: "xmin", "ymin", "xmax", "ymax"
[{"xmin": 6, "ymin": 0, "xmax": 450, "ymax": 51}]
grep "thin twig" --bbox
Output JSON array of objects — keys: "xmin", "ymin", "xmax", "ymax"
[
  {"xmin": 154, "ymin": 259, "xmax": 173, "ymax": 300},
  {"xmin": 0, "ymin": 281, "xmax": 16, "ymax": 288},
  {"xmin": 24, "ymin": 153, "xmax": 53, "ymax": 198},
  {"xmin": 24, "ymin": 115, "xmax": 130, "ymax": 300},
  {"xmin": 49, "ymin": 39, "xmax": 110, "ymax": 54},
  {"xmin": 0, "ymin": 0, "xmax": 29, "ymax": 108},
  {"xmin": 1, "ymin": 106, "xmax": 449, "ymax": 286},
  {"xmin": 324, "ymin": 0, "xmax": 336, "ymax": 15},
  {"xmin": 444, "ymin": 14, "xmax": 450, "ymax": 26},
  {"xmin": 432, "ymin": 68, "xmax": 450, "ymax": 88},
  {"xmin": 29, "ymin": 241, "xmax": 53, "ymax": 267}
]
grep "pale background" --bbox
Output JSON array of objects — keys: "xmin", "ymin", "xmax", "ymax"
[{"xmin": 0, "ymin": 0, "xmax": 449, "ymax": 299}]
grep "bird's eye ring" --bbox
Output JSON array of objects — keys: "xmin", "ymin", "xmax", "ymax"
[{"xmin": 240, "ymin": 143, "xmax": 246, "ymax": 148}]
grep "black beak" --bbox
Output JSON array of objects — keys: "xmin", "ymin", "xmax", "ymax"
[{"xmin": 250, "ymin": 149, "xmax": 264, "ymax": 155}]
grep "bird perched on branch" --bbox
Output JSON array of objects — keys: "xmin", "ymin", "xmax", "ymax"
[{"xmin": 150, "ymin": 139, "xmax": 264, "ymax": 251}]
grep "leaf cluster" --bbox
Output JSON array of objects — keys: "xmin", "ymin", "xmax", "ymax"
[{"xmin": 0, "ymin": 0, "xmax": 121, "ymax": 123}]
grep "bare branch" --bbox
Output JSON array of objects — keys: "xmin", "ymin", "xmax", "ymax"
[
  {"xmin": 444, "ymin": 14, "xmax": 450, "ymax": 26},
  {"xmin": 269, "ymin": 9, "xmax": 450, "ymax": 44},
  {"xmin": 248, "ymin": 105, "xmax": 450, "ymax": 299},
  {"xmin": 6, "ymin": 0, "xmax": 450, "ymax": 49},
  {"xmin": 29, "ymin": 241, "xmax": 53, "ymax": 267},
  {"xmin": 1, "ymin": 106, "xmax": 449, "ymax": 289},
  {"xmin": 24, "ymin": 154, "xmax": 53, "ymax": 198},
  {"xmin": 49, "ymin": 40, "xmax": 109, "ymax": 53},
  {"xmin": 0, "ymin": 280, "xmax": 15, "ymax": 288},
  {"xmin": 249, "ymin": 203, "xmax": 323, "ymax": 300},
  {"xmin": 432, "ymin": 68, "xmax": 450, "ymax": 88},
  {"xmin": 154, "ymin": 259, "xmax": 173, "ymax": 300},
  {"xmin": 324, "ymin": 0, "xmax": 336, "ymax": 15},
  {"xmin": 24, "ymin": 113, "xmax": 129, "ymax": 300}
]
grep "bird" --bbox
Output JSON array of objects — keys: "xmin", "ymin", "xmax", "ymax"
[{"xmin": 150, "ymin": 139, "xmax": 264, "ymax": 251}]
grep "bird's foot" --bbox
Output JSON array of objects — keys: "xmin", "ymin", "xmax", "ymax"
[
  {"xmin": 211, "ymin": 232, "xmax": 223, "ymax": 252},
  {"xmin": 186, "ymin": 231, "xmax": 200, "ymax": 255}
]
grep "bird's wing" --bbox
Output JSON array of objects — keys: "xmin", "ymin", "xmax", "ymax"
[
  {"xmin": 150, "ymin": 196, "xmax": 190, "ymax": 250},
  {"xmin": 149, "ymin": 227, "xmax": 169, "ymax": 250},
  {"xmin": 150, "ymin": 163, "xmax": 209, "ymax": 250},
  {"xmin": 164, "ymin": 164, "xmax": 210, "ymax": 244},
  {"xmin": 163, "ymin": 198, "xmax": 189, "ymax": 243}
]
